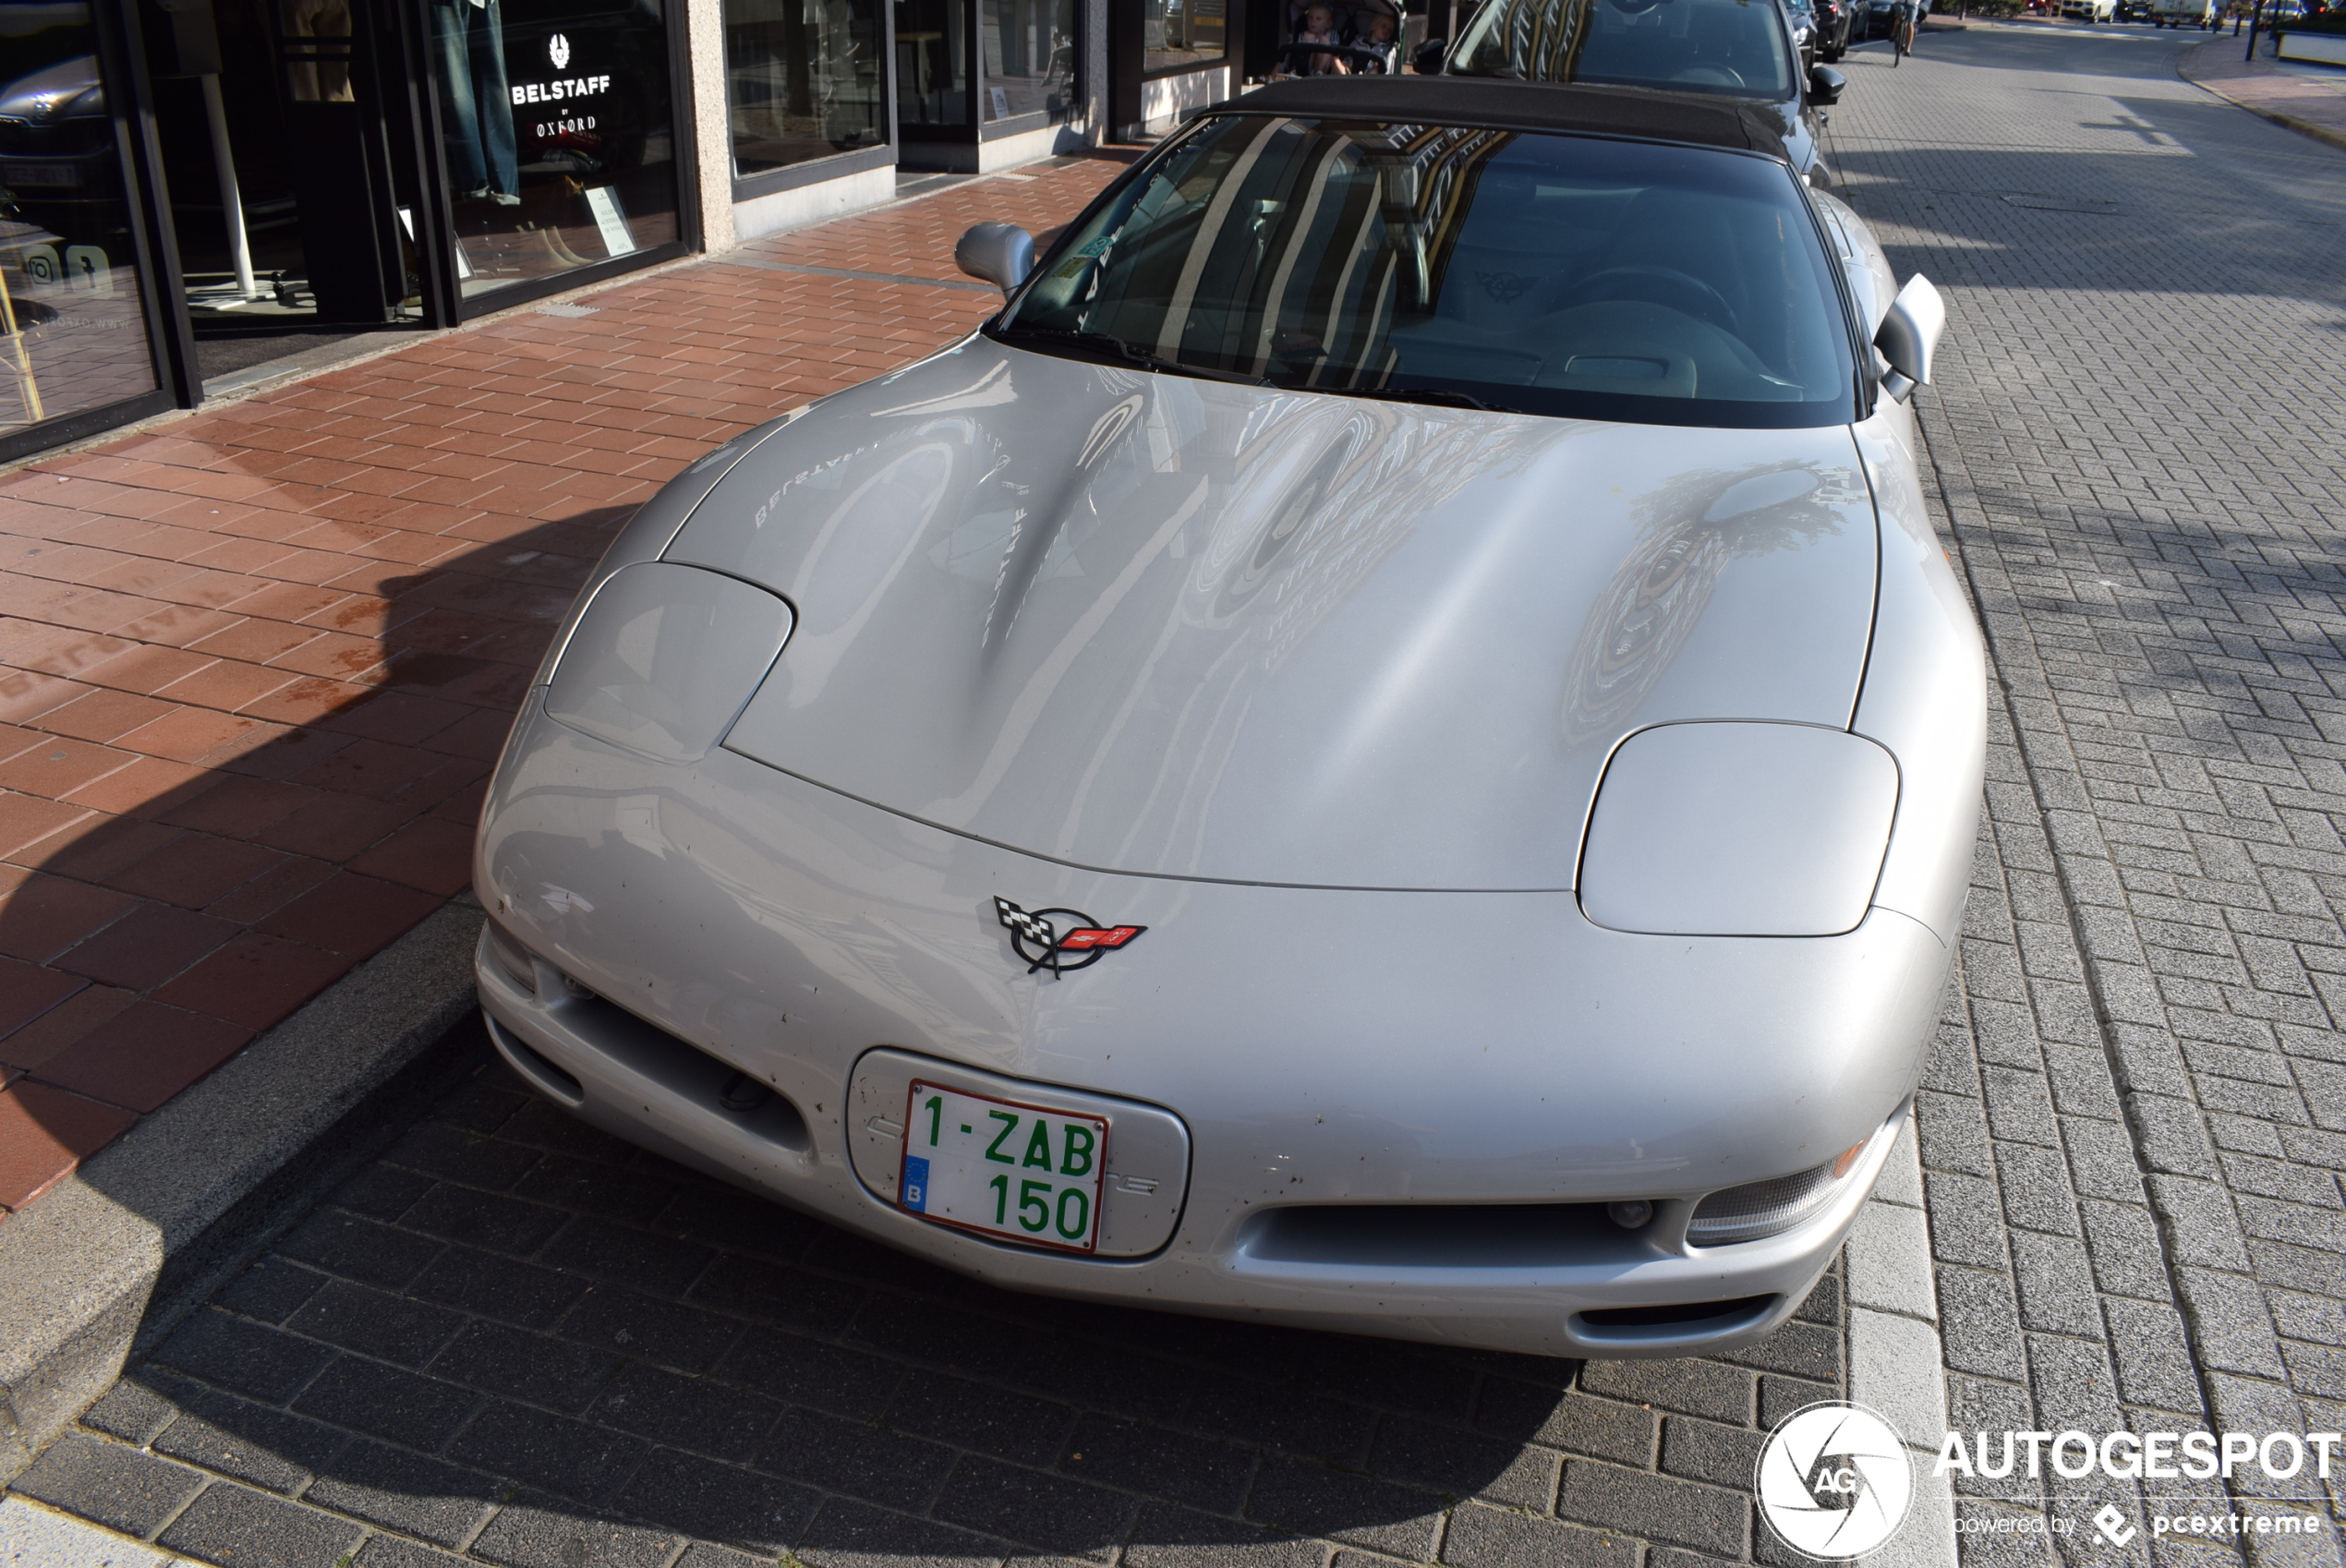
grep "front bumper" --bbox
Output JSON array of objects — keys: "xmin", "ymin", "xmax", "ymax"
[{"xmin": 475, "ymin": 713, "xmax": 1948, "ymax": 1360}]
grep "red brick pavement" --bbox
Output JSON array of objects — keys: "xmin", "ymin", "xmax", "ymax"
[{"xmin": 0, "ymin": 154, "xmax": 1130, "ymax": 1219}]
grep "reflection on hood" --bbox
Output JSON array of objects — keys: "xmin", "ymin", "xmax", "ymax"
[
  {"xmin": 1560, "ymin": 460, "xmax": 1863, "ymax": 742},
  {"xmin": 675, "ymin": 339, "xmax": 1880, "ymax": 891}
]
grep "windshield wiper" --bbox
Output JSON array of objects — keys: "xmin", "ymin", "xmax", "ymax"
[
  {"xmin": 1342, "ymin": 384, "xmax": 1517, "ymax": 414},
  {"xmin": 997, "ymin": 326, "xmax": 1267, "ymax": 385}
]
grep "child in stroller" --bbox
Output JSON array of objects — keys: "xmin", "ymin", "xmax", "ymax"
[{"xmin": 1276, "ymin": 0, "xmax": 1405, "ymax": 75}]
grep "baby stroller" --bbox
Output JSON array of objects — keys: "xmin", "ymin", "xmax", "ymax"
[{"xmin": 1274, "ymin": 0, "xmax": 1406, "ymax": 76}]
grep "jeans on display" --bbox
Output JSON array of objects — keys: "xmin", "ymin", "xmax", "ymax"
[{"xmin": 432, "ymin": 0, "xmax": 518, "ymax": 198}]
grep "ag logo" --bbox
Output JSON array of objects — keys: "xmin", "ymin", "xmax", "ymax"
[
  {"xmin": 993, "ymin": 898, "xmax": 1144, "ymax": 975},
  {"xmin": 1755, "ymin": 1402, "xmax": 1913, "ymax": 1559},
  {"xmin": 548, "ymin": 32, "xmax": 572, "ymax": 68}
]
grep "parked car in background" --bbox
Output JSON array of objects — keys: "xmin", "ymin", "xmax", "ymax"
[
  {"xmin": 2060, "ymin": 0, "xmax": 2116, "ymax": 19},
  {"xmin": 1440, "ymin": 0, "xmax": 1847, "ymax": 186},
  {"xmin": 1785, "ymin": 0, "xmax": 1820, "ymax": 66},
  {"xmin": 1810, "ymin": 0, "xmax": 1857, "ymax": 58},
  {"xmin": 0, "ymin": 56, "xmax": 115, "ymax": 247}
]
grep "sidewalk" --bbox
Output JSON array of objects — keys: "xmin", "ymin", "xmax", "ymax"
[
  {"xmin": 2180, "ymin": 30, "xmax": 2346, "ymax": 151},
  {"xmin": 0, "ymin": 156, "xmax": 1127, "ymax": 1220}
]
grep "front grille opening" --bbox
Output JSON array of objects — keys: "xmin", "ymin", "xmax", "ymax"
[
  {"xmin": 555, "ymin": 984, "xmax": 814, "ymax": 1155},
  {"xmin": 1578, "ymin": 1294, "xmax": 1776, "ymax": 1330},
  {"xmin": 1240, "ymin": 1203, "xmax": 1654, "ymax": 1269},
  {"xmin": 487, "ymin": 1017, "xmax": 586, "ymax": 1105}
]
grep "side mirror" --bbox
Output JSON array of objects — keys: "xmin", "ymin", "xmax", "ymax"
[
  {"xmin": 1413, "ymin": 36, "xmax": 1447, "ymax": 71},
  {"xmin": 954, "ymin": 223, "xmax": 1035, "ymax": 297},
  {"xmin": 1808, "ymin": 63, "xmax": 1845, "ymax": 103},
  {"xmin": 1873, "ymin": 273, "xmax": 1944, "ymax": 403}
]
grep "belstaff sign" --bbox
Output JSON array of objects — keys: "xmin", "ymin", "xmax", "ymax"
[
  {"xmin": 510, "ymin": 73, "xmax": 611, "ymax": 106},
  {"xmin": 512, "ymin": 37, "xmax": 609, "ymax": 142}
]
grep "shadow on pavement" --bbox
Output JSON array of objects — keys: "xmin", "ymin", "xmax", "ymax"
[
  {"xmin": 0, "ymin": 491, "xmax": 636, "ymax": 1201},
  {"xmin": 18, "ymin": 1040, "xmax": 1846, "ymax": 1563}
]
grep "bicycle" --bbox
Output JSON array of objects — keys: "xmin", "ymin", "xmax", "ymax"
[{"xmin": 1892, "ymin": 4, "xmax": 1918, "ymax": 60}]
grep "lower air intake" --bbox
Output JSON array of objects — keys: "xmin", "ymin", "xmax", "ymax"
[{"xmin": 1240, "ymin": 1203, "xmax": 1652, "ymax": 1268}]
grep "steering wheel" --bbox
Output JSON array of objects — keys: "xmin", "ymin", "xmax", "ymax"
[
  {"xmin": 1566, "ymin": 266, "xmax": 1740, "ymax": 333},
  {"xmin": 1672, "ymin": 63, "xmax": 1747, "ymax": 85}
]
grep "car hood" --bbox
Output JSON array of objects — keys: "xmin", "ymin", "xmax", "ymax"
[
  {"xmin": 0, "ymin": 56, "xmax": 103, "ymax": 123},
  {"xmin": 667, "ymin": 336, "xmax": 1877, "ymax": 891}
]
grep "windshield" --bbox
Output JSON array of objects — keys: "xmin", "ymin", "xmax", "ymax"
[
  {"xmin": 996, "ymin": 115, "xmax": 1856, "ymax": 429},
  {"xmin": 1451, "ymin": 0, "xmax": 1796, "ymax": 100}
]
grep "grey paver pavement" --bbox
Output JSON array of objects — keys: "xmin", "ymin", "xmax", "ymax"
[
  {"xmin": 1827, "ymin": 19, "xmax": 2346, "ymax": 1564},
  {"xmin": 6, "ymin": 1027, "xmax": 1847, "ymax": 1566}
]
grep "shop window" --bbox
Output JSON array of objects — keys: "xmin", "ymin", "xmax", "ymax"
[
  {"xmin": 894, "ymin": 0, "xmax": 969, "ymax": 127},
  {"xmin": 982, "ymin": 0, "xmax": 1075, "ymax": 120},
  {"xmin": 724, "ymin": 0, "xmax": 886, "ymax": 176},
  {"xmin": 1145, "ymin": 0, "xmax": 1225, "ymax": 70},
  {"xmin": 429, "ymin": 0, "xmax": 682, "ymax": 304},
  {"xmin": 0, "ymin": 5, "xmax": 162, "ymax": 446}
]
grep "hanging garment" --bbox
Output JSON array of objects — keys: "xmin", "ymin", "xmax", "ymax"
[{"xmin": 431, "ymin": 0, "xmax": 518, "ymax": 199}]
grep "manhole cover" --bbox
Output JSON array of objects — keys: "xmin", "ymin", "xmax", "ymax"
[{"xmin": 2001, "ymin": 194, "xmax": 2124, "ymax": 214}]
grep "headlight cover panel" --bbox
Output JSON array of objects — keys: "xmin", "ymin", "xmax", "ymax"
[
  {"xmin": 544, "ymin": 562, "xmax": 794, "ymax": 766},
  {"xmin": 1578, "ymin": 721, "xmax": 1898, "ymax": 936}
]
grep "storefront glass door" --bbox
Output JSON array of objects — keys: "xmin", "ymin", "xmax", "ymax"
[
  {"xmin": 428, "ymin": 0, "xmax": 683, "ymax": 306},
  {"xmin": 0, "ymin": 0, "xmax": 165, "ymax": 450}
]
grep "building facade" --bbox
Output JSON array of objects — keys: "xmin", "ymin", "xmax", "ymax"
[{"xmin": 0, "ymin": 0, "xmax": 1251, "ymax": 464}]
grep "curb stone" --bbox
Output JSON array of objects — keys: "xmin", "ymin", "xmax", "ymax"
[
  {"xmin": 0, "ymin": 1493, "xmax": 187, "ymax": 1567},
  {"xmin": 1850, "ymin": 1116, "xmax": 1961, "ymax": 1568},
  {"xmin": 2178, "ymin": 71, "xmax": 2346, "ymax": 154},
  {"xmin": 0, "ymin": 902, "xmax": 486, "ymax": 1480}
]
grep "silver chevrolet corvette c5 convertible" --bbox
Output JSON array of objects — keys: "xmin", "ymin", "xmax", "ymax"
[{"xmin": 473, "ymin": 75, "xmax": 1983, "ymax": 1358}]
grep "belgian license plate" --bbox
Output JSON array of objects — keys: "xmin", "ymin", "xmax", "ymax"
[
  {"xmin": 900, "ymin": 1081, "xmax": 1107, "ymax": 1253},
  {"xmin": 6, "ymin": 164, "xmax": 78, "ymax": 187}
]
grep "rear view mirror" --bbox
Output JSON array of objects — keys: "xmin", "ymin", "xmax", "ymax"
[
  {"xmin": 1808, "ymin": 64, "xmax": 1845, "ymax": 103},
  {"xmin": 1413, "ymin": 37, "xmax": 1447, "ymax": 72},
  {"xmin": 954, "ymin": 223, "xmax": 1036, "ymax": 297},
  {"xmin": 1874, "ymin": 273, "xmax": 1945, "ymax": 403}
]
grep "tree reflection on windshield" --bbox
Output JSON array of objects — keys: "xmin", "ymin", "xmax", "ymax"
[{"xmin": 996, "ymin": 114, "xmax": 1856, "ymax": 430}]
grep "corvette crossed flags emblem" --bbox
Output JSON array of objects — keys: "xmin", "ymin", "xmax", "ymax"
[{"xmin": 994, "ymin": 897, "xmax": 1145, "ymax": 975}]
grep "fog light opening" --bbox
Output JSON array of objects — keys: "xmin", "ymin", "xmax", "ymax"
[{"xmin": 1607, "ymin": 1200, "xmax": 1653, "ymax": 1230}]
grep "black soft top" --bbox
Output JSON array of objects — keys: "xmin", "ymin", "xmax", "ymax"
[{"xmin": 1210, "ymin": 77, "xmax": 1793, "ymax": 163}]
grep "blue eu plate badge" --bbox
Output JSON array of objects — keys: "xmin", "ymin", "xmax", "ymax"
[{"xmin": 901, "ymin": 1156, "xmax": 931, "ymax": 1212}]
